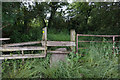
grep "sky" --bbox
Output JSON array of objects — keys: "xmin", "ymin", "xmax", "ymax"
[{"xmin": 23, "ymin": 1, "xmax": 72, "ymax": 18}]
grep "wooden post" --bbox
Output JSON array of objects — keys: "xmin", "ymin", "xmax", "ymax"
[
  {"xmin": 70, "ymin": 29, "xmax": 76, "ymax": 53},
  {"xmin": 42, "ymin": 27, "xmax": 47, "ymax": 56},
  {"xmin": 113, "ymin": 36, "xmax": 115, "ymax": 54}
]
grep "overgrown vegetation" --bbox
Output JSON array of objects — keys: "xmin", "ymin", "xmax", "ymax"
[
  {"xmin": 1, "ymin": 1, "xmax": 120, "ymax": 79},
  {"xmin": 2, "ymin": 42, "xmax": 119, "ymax": 78}
]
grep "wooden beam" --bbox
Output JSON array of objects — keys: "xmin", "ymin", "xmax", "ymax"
[
  {"xmin": 0, "ymin": 54, "xmax": 45, "ymax": 60},
  {"xmin": 2, "ymin": 41, "xmax": 76, "ymax": 47},
  {"xmin": 0, "ymin": 38, "xmax": 10, "ymax": 41},
  {"xmin": 0, "ymin": 46, "xmax": 45, "ymax": 51},
  {"xmin": 2, "ymin": 41, "xmax": 42, "ymax": 47},
  {"xmin": 47, "ymin": 41, "xmax": 75, "ymax": 46},
  {"xmin": 47, "ymin": 50, "xmax": 70, "ymax": 54}
]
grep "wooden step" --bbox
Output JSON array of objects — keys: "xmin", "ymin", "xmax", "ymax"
[{"xmin": 47, "ymin": 50, "xmax": 70, "ymax": 54}]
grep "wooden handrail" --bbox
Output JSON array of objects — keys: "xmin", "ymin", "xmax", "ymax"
[
  {"xmin": 2, "ymin": 41, "xmax": 75, "ymax": 47},
  {"xmin": 0, "ymin": 46, "xmax": 45, "ymax": 51},
  {"xmin": 3, "ymin": 41, "xmax": 42, "ymax": 47},
  {"xmin": 0, "ymin": 38, "xmax": 10, "ymax": 41}
]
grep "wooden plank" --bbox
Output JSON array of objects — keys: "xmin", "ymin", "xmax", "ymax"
[
  {"xmin": 77, "ymin": 34, "xmax": 120, "ymax": 37},
  {"xmin": 0, "ymin": 38, "xmax": 10, "ymax": 41},
  {"xmin": 0, "ymin": 46, "xmax": 45, "ymax": 51},
  {"xmin": 3, "ymin": 41, "xmax": 42, "ymax": 47},
  {"xmin": 47, "ymin": 41, "xmax": 75, "ymax": 46},
  {"xmin": 47, "ymin": 50, "xmax": 70, "ymax": 54},
  {"xmin": 0, "ymin": 54, "xmax": 45, "ymax": 60},
  {"xmin": 2, "ymin": 41, "xmax": 76, "ymax": 47}
]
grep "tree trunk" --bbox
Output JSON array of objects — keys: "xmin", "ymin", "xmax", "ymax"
[{"xmin": 48, "ymin": 3, "xmax": 58, "ymax": 28}]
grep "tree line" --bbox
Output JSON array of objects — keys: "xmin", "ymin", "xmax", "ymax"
[{"xmin": 2, "ymin": 2, "xmax": 120, "ymax": 42}]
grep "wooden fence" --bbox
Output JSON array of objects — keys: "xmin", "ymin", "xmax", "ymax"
[
  {"xmin": 0, "ymin": 27, "xmax": 48, "ymax": 60},
  {"xmin": 1, "ymin": 28, "xmax": 120, "ymax": 60},
  {"xmin": 0, "ymin": 27, "xmax": 76, "ymax": 60}
]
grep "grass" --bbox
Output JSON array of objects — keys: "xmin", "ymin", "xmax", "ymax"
[
  {"xmin": 2, "ymin": 42, "xmax": 119, "ymax": 78},
  {"xmin": 2, "ymin": 30, "xmax": 120, "ymax": 78},
  {"xmin": 47, "ymin": 28, "xmax": 70, "ymax": 41}
]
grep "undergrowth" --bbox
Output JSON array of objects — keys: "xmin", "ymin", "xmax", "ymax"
[{"xmin": 2, "ymin": 43, "xmax": 119, "ymax": 78}]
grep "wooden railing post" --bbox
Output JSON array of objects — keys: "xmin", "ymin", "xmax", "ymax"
[
  {"xmin": 70, "ymin": 29, "xmax": 76, "ymax": 53},
  {"xmin": 113, "ymin": 36, "xmax": 115, "ymax": 54},
  {"xmin": 42, "ymin": 27, "xmax": 47, "ymax": 56}
]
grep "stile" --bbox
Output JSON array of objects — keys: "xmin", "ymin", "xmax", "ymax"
[
  {"xmin": 47, "ymin": 50, "xmax": 70, "ymax": 54},
  {"xmin": 47, "ymin": 41, "xmax": 75, "ymax": 46}
]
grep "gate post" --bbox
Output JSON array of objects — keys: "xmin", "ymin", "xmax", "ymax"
[
  {"xmin": 42, "ymin": 27, "xmax": 47, "ymax": 56},
  {"xmin": 70, "ymin": 29, "xmax": 76, "ymax": 53}
]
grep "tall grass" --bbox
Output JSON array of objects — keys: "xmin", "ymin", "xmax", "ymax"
[
  {"xmin": 80, "ymin": 43, "xmax": 119, "ymax": 78},
  {"xmin": 47, "ymin": 28, "xmax": 70, "ymax": 41},
  {"xmin": 2, "ymin": 42, "xmax": 119, "ymax": 78}
]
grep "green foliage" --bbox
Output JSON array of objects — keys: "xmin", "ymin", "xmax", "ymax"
[
  {"xmin": 48, "ymin": 28, "xmax": 70, "ymax": 41},
  {"xmin": 67, "ymin": 2, "xmax": 120, "ymax": 34},
  {"xmin": 1, "ymin": 2, "xmax": 120, "ymax": 79},
  {"xmin": 2, "ymin": 2, "xmax": 20, "ymax": 26},
  {"xmin": 80, "ymin": 43, "xmax": 119, "ymax": 78}
]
